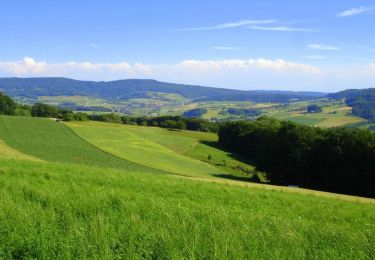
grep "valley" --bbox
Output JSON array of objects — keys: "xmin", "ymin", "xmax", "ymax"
[{"xmin": 0, "ymin": 115, "xmax": 373, "ymax": 258}]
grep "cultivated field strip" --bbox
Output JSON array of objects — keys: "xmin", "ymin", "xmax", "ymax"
[{"xmin": 0, "ymin": 116, "xmax": 161, "ymax": 173}]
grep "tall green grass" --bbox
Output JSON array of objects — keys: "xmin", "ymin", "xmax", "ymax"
[
  {"xmin": 67, "ymin": 121, "xmax": 221, "ymax": 177},
  {"xmin": 0, "ymin": 158, "xmax": 374, "ymax": 259},
  {"xmin": 0, "ymin": 116, "xmax": 157, "ymax": 172}
]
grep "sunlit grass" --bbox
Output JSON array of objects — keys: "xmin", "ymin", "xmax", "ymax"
[{"xmin": 0, "ymin": 158, "xmax": 373, "ymax": 259}]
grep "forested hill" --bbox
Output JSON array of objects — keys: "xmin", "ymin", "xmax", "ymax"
[
  {"xmin": 328, "ymin": 88, "xmax": 375, "ymax": 99},
  {"xmin": 0, "ymin": 77, "xmax": 326, "ymax": 103},
  {"xmin": 328, "ymin": 88, "xmax": 375, "ymax": 120}
]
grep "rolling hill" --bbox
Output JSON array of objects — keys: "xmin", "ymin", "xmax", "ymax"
[
  {"xmin": 0, "ymin": 116, "xmax": 156, "ymax": 172},
  {"xmin": 0, "ymin": 77, "xmax": 326, "ymax": 103},
  {"xmin": 0, "ymin": 116, "xmax": 373, "ymax": 258}
]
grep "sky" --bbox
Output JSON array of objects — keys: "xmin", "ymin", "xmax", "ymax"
[{"xmin": 0, "ymin": 0, "xmax": 374, "ymax": 92}]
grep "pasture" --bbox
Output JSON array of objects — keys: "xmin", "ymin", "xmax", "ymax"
[
  {"xmin": 67, "ymin": 121, "xmax": 218, "ymax": 177},
  {"xmin": 0, "ymin": 116, "xmax": 373, "ymax": 258},
  {"xmin": 0, "ymin": 158, "xmax": 374, "ymax": 259},
  {"xmin": 67, "ymin": 121, "xmax": 254, "ymax": 178},
  {"xmin": 0, "ymin": 116, "xmax": 155, "ymax": 172}
]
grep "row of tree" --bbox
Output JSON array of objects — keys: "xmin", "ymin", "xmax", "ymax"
[
  {"xmin": 0, "ymin": 93, "xmax": 88, "ymax": 121},
  {"xmin": 218, "ymin": 117, "xmax": 375, "ymax": 198},
  {"xmin": 89, "ymin": 114, "xmax": 219, "ymax": 132}
]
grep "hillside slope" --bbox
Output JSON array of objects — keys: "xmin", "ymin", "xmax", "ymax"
[
  {"xmin": 0, "ymin": 158, "xmax": 374, "ymax": 259},
  {"xmin": 0, "ymin": 116, "xmax": 158, "ymax": 172},
  {"xmin": 67, "ymin": 121, "xmax": 221, "ymax": 177},
  {"xmin": 0, "ymin": 77, "xmax": 326, "ymax": 102}
]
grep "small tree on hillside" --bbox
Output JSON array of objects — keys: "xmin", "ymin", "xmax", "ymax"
[{"xmin": 0, "ymin": 92, "xmax": 16, "ymax": 115}]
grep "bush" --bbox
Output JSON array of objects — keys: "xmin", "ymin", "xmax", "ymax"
[
  {"xmin": 89, "ymin": 113, "xmax": 122, "ymax": 124},
  {"xmin": 15, "ymin": 104, "xmax": 31, "ymax": 116}
]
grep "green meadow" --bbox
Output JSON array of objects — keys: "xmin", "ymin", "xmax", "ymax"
[
  {"xmin": 67, "ymin": 121, "xmax": 220, "ymax": 178},
  {"xmin": 0, "ymin": 116, "xmax": 155, "ymax": 173},
  {"xmin": 0, "ymin": 115, "xmax": 374, "ymax": 258},
  {"xmin": 0, "ymin": 159, "xmax": 374, "ymax": 259}
]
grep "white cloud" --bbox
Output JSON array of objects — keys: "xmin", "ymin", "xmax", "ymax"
[
  {"xmin": 0, "ymin": 58, "xmax": 140, "ymax": 77},
  {"xmin": 177, "ymin": 59, "xmax": 319, "ymax": 73},
  {"xmin": 0, "ymin": 57, "xmax": 319, "ymax": 77},
  {"xmin": 178, "ymin": 19, "xmax": 276, "ymax": 31},
  {"xmin": 307, "ymin": 44, "xmax": 339, "ymax": 51},
  {"xmin": 251, "ymin": 26, "xmax": 318, "ymax": 32},
  {"xmin": 211, "ymin": 46, "xmax": 241, "ymax": 51},
  {"xmin": 2, "ymin": 57, "xmax": 375, "ymax": 91},
  {"xmin": 302, "ymin": 55, "xmax": 328, "ymax": 60},
  {"xmin": 337, "ymin": 6, "xmax": 373, "ymax": 17},
  {"xmin": 0, "ymin": 57, "xmax": 47, "ymax": 75}
]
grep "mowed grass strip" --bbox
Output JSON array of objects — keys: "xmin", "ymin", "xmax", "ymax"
[
  {"xmin": 0, "ymin": 158, "xmax": 373, "ymax": 259},
  {"xmin": 67, "ymin": 121, "xmax": 222, "ymax": 177},
  {"xmin": 116, "ymin": 123, "xmax": 217, "ymax": 154},
  {"xmin": 0, "ymin": 116, "xmax": 158, "ymax": 172},
  {"xmin": 114, "ymin": 124, "xmax": 256, "ymax": 176},
  {"xmin": 0, "ymin": 139, "xmax": 42, "ymax": 161},
  {"xmin": 70, "ymin": 122, "xmax": 255, "ymax": 177}
]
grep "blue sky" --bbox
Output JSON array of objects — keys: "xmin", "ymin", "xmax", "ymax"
[{"xmin": 0, "ymin": 0, "xmax": 374, "ymax": 91}]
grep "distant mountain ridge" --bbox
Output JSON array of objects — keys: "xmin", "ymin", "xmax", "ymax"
[{"xmin": 0, "ymin": 77, "xmax": 327, "ymax": 103}]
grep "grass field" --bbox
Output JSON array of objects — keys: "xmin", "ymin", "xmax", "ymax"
[
  {"xmin": 67, "ymin": 121, "xmax": 219, "ymax": 177},
  {"xmin": 0, "ymin": 116, "xmax": 374, "ymax": 258},
  {"xmin": 0, "ymin": 116, "xmax": 156, "ymax": 173},
  {"xmin": 263, "ymin": 99, "xmax": 365, "ymax": 128},
  {"xmin": 0, "ymin": 139, "xmax": 41, "ymax": 161},
  {"xmin": 0, "ymin": 158, "xmax": 374, "ymax": 259},
  {"xmin": 67, "ymin": 121, "xmax": 256, "ymax": 178},
  {"xmin": 31, "ymin": 94, "xmax": 369, "ymax": 129}
]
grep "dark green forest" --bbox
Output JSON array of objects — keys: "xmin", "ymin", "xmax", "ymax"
[{"xmin": 218, "ymin": 117, "xmax": 375, "ymax": 198}]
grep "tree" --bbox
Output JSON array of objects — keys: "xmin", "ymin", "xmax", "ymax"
[
  {"xmin": 0, "ymin": 92, "xmax": 16, "ymax": 115},
  {"xmin": 15, "ymin": 104, "xmax": 31, "ymax": 116},
  {"xmin": 183, "ymin": 108, "xmax": 207, "ymax": 118},
  {"xmin": 307, "ymin": 104, "xmax": 322, "ymax": 113},
  {"xmin": 31, "ymin": 103, "xmax": 59, "ymax": 117}
]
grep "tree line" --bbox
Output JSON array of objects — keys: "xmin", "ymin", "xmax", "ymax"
[
  {"xmin": 0, "ymin": 92, "xmax": 88, "ymax": 121},
  {"xmin": 89, "ymin": 114, "xmax": 219, "ymax": 132},
  {"xmin": 218, "ymin": 117, "xmax": 375, "ymax": 198}
]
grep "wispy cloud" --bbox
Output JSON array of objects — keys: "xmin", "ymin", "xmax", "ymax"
[
  {"xmin": 211, "ymin": 46, "xmax": 241, "ymax": 51},
  {"xmin": 307, "ymin": 44, "xmax": 339, "ymax": 51},
  {"xmin": 178, "ymin": 19, "xmax": 276, "ymax": 31},
  {"xmin": 337, "ymin": 6, "xmax": 373, "ymax": 17},
  {"xmin": 302, "ymin": 55, "xmax": 328, "ymax": 60},
  {"xmin": 178, "ymin": 59, "xmax": 320, "ymax": 73},
  {"xmin": 89, "ymin": 43, "xmax": 100, "ymax": 49},
  {"xmin": 250, "ymin": 26, "xmax": 318, "ymax": 32}
]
